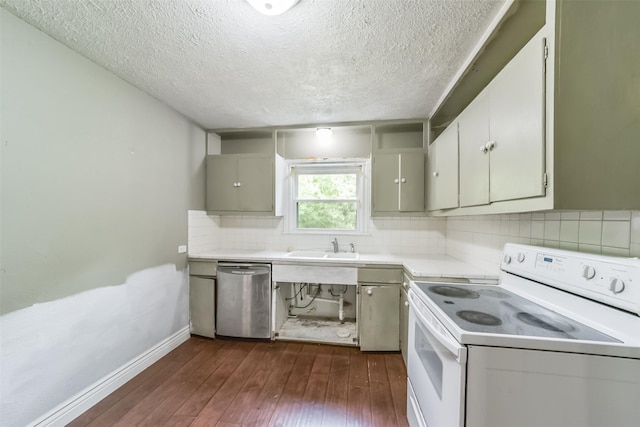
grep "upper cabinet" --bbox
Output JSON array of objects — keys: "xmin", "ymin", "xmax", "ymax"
[
  {"xmin": 372, "ymin": 123, "xmax": 426, "ymax": 216},
  {"xmin": 373, "ymin": 151, "xmax": 425, "ymax": 214},
  {"xmin": 427, "ymin": 122, "xmax": 459, "ymax": 211},
  {"xmin": 458, "ymin": 30, "xmax": 546, "ymax": 208},
  {"xmin": 206, "ymin": 130, "xmax": 285, "ymax": 215},
  {"xmin": 427, "ymin": 0, "xmax": 640, "ymax": 215},
  {"xmin": 206, "ymin": 154, "xmax": 274, "ymax": 213}
]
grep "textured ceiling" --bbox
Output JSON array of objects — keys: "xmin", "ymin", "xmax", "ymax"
[{"xmin": 1, "ymin": 0, "xmax": 504, "ymax": 129}]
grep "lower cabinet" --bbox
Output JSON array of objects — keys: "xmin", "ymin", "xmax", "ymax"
[
  {"xmin": 189, "ymin": 273, "xmax": 216, "ymax": 338},
  {"xmin": 399, "ymin": 277, "xmax": 410, "ymax": 365},
  {"xmin": 359, "ymin": 284, "xmax": 400, "ymax": 351}
]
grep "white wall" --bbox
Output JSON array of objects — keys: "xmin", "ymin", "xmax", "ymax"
[
  {"xmin": 0, "ymin": 9, "xmax": 205, "ymax": 426},
  {"xmin": 188, "ymin": 211, "xmax": 447, "ymax": 256},
  {"xmin": 447, "ymin": 211, "xmax": 640, "ymax": 274}
]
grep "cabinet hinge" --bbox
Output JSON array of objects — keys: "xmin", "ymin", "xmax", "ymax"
[
  {"xmin": 543, "ymin": 39, "xmax": 548, "ymax": 73},
  {"xmin": 543, "ymin": 172, "xmax": 549, "ymax": 188}
]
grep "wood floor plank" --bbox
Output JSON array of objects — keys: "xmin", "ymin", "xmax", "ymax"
[
  {"xmin": 297, "ymin": 345, "xmax": 334, "ymax": 426},
  {"xmin": 70, "ymin": 338, "xmax": 408, "ymax": 427},
  {"xmin": 385, "ymin": 353, "xmax": 409, "ymax": 427},
  {"xmin": 241, "ymin": 343, "xmax": 302, "ymax": 426},
  {"xmin": 172, "ymin": 341, "xmax": 245, "ymax": 417},
  {"xmin": 346, "ymin": 349, "xmax": 372, "ymax": 427},
  {"xmin": 368, "ymin": 354, "xmax": 398, "ymax": 427},
  {"xmin": 218, "ymin": 341, "xmax": 287, "ymax": 424},
  {"xmin": 321, "ymin": 346, "xmax": 351, "ymax": 427},
  {"xmin": 67, "ymin": 347, "xmax": 178, "ymax": 426},
  {"xmin": 161, "ymin": 414, "xmax": 196, "ymax": 427},
  {"xmin": 190, "ymin": 341, "xmax": 265, "ymax": 426},
  {"xmin": 112, "ymin": 339, "xmax": 226, "ymax": 426},
  {"xmin": 82, "ymin": 359, "xmax": 184, "ymax": 427},
  {"xmin": 267, "ymin": 343, "xmax": 319, "ymax": 427}
]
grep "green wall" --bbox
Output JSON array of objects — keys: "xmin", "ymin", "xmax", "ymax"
[{"xmin": 0, "ymin": 9, "xmax": 206, "ymax": 314}]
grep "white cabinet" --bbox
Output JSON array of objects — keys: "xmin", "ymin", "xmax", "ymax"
[
  {"xmin": 427, "ymin": 122, "xmax": 459, "ymax": 211},
  {"xmin": 429, "ymin": 1, "xmax": 640, "ymax": 215},
  {"xmin": 458, "ymin": 90, "xmax": 490, "ymax": 207},
  {"xmin": 457, "ymin": 30, "xmax": 546, "ymax": 208}
]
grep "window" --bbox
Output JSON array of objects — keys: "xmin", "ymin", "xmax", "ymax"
[{"xmin": 286, "ymin": 161, "xmax": 369, "ymax": 234}]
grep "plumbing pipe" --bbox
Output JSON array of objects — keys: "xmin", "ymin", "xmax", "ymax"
[{"xmin": 338, "ymin": 293, "xmax": 345, "ymax": 323}]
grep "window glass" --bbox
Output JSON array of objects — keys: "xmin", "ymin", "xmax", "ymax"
[{"xmin": 287, "ymin": 161, "xmax": 368, "ymax": 234}]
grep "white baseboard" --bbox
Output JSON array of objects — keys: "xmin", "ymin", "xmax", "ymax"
[{"xmin": 28, "ymin": 326, "xmax": 191, "ymax": 427}]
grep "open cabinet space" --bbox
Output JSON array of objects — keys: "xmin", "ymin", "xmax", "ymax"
[{"xmin": 272, "ymin": 282, "xmax": 358, "ymax": 346}]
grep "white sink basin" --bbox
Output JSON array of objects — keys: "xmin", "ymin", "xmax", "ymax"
[
  {"xmin": 325, "ymin": 252, "xmax": 359, "ymax": 260},
  {"xmin": 285, "ymin": 250, "xmax": 360, "ymax": 260},
  {"xmin": 285, "ymin": 250, "xmax": 328, "ymax": 258}
]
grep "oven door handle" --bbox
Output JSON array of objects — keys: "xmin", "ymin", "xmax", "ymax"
[{"xmin": 409, "ymin": 290, "xmax": 466, "ymax": 363}]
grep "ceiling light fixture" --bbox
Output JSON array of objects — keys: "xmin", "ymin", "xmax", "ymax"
[
  {"xmin": 246, "ymin": 0, "xmax": 300, "ymax": 16},
  {"xmin": 316, "ymin": 128, "xmax": 333, "ymax": 142}
]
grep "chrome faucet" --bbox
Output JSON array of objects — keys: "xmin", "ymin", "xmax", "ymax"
[{"xmin": 331, "ymin": 238, "xmax": 339, "ymax": 253}]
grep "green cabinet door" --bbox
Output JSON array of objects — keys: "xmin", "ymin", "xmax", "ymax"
[
  {"xmin": 206, "ymin": 155, "xmax": 238, "ymax": 211},
  {"xmin": 372, "ymin": 151, "xmax": 425, "ymax": 214},
  {"xmin": 372, "ymin": 153, "xmax": 400, "ymax": 213},
  {"xmin": 237, "ymin": 156, "xmax": 273, "ymax": 212},
  {"xmin": 206, "ymin": 154, "xmax": 275, "ymax": 213},
  {"xmin": 399, "ymin": 152, "xmax": 425, "ymax": 212},
  {"xmin": 359, "ymin": 284, "xmax": 400, "ymax": 351}
]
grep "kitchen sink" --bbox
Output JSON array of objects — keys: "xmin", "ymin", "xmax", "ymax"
[
  {"xmin": 285, "ymin": 250, "xmax": 360, "ymax": 260},
  {"xmin": 325, "ymin": 252, "xmax": 359, "ymax": 259}
]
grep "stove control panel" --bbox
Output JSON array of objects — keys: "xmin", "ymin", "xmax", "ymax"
[{"xmin": 502, "ymin": 243, "xmax": 640, "ymax": 315}]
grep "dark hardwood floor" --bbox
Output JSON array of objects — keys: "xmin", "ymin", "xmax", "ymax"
[{"xmin": 69, "ymin": 337, "xmax": 408, "ymax": 426}]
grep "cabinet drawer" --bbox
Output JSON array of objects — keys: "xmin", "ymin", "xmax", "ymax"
[
  {"xmin": 189, "ymin": 261, "xmax": 217, "ymax": 277},
  {"xmin": 358, "ymin": 267, "xmax": 402, "ymax": 284}
]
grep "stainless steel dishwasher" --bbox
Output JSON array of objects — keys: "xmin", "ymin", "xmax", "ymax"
[{"xmin": 216, "ymin": 263, "xmax": 271, "ymax": 339}]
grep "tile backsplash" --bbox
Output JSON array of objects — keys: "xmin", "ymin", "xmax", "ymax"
[
  {"xmin": 189, "ymin": 210, "xmax": 640, "ymax": 275},
  {"xmin": 447, "ymin": 211, "xmax": 640, "ymax": 274},
  {"xmin": 188, "ymin": 210, "xmax": 447, "ymax": 256}
]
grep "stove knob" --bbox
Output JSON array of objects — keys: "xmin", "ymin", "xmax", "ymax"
[
  {"xmin": 517, "ymin": 253, "xmax": 526, "ymax": 263},
  {"xmin": 503, "ymin": 254, "xmax": 512, "ymax": 265},
  {"xmin": 582, "ymin": 265, "xmax": 596, "ymax": 280},
  {"xmin": 608, "ymin": 278, "xmax": 625, "ymax": 294}
]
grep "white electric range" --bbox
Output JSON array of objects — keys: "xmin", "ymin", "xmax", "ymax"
[{"xmin": 407, "ymin": 243, "xmax": 640, "ymax": 427}]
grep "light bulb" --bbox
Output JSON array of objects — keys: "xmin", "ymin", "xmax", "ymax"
[
  {"xmin": 246, "ymin": 0, "xmax": 300, "ymax": 16},
  {"xmin": 316, "ymin": 128, "xmax": 333, "ymax": 142}
]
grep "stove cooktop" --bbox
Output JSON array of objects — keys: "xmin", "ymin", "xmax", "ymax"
[{"xmin": 413, "ymin": 282, "xmax": 620, "ymax": 343}]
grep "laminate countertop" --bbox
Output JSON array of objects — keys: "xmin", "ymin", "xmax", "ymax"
[{"xmin": 189, "ymin": 250, "xmax": 498, "ymax": 281}]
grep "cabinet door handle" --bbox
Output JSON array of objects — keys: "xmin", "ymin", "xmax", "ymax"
[
  {"xmin": 432, "ymin": 171, "xmax": 439, "ymax": 177},
  {"xmin": 236, "ymin": 182, "xmax": 242, "ymax": 187},
  {"xmin": 485, "ymin": 141, "xmax": 496, "ymax": 151},
  {"xmin": 401, "ymin": 178, "xmax": 407, "ymax": 183},
  {"xmin": 480, "ymin": 145, "xmax": 488, "ymax": 154},
  {"xmin": 366, "ymin": 288, "xmax": 373, "ymax": 296},
  {"xmin": 404, "ymin": 301, "xmax": 409, "ymax": 307},
  {"xmin": 394, "ymin": 178, "xmax": 399, "ymax": 184},
  {"xmin": 233, "ymin": 182, "xmax": 238, "ymax": 187}
]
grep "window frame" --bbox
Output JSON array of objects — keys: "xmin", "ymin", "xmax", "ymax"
[{"xmin": 284, "ymin": 159, "xmax": 370, "ymax": 235}]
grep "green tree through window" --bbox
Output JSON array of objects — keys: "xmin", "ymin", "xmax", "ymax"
[{"xmin": 296, "ymin": 173, "xmax": 358, "ymax": 230}]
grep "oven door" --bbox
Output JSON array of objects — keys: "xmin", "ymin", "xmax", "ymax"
[{"xmin": 407, "ymin": 289, "xmax": 467, "ymax": 427}]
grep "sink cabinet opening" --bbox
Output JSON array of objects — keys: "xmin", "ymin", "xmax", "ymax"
[{"xmin": 273, "ymin": 281, "xmax": 358, "ymax": 346}]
